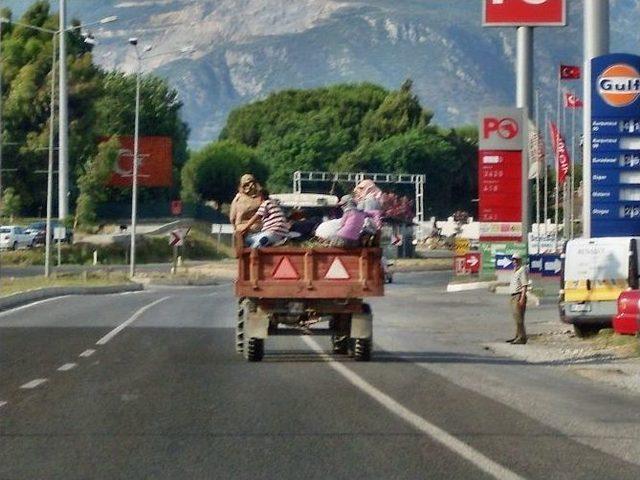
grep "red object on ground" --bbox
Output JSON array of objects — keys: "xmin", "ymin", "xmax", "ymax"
[
  {"xmin": 613, "ymin": 291, "xmax": 640, "ymax": 335},
  {"xmin": 171, "ymin": 200, "xmax": 183, "ymax": 216}
]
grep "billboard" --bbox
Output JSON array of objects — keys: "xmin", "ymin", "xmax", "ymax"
[
  {"xmin": 106, "ymin": 136, "xmax": 173, "ymax": 188},
  {"xmin": 479, "ymin": 107, "xmax": 524, "ymax": 151},
  {"xmin": 590, "ymin": 54, "xmax": 640, "ymax": 237},
  {"xmin": 483, "ymin": 0, "xmax": 566, "ymax": 27}
]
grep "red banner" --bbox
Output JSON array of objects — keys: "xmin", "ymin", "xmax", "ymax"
[
  {"xmin": 105, "ymin": 136, "xmax": 173, "ymax": 188},
  {"xmin": 478, "ymin": 151, "xmax": 523, "ymax": 223},
  {"xmin": 560, "ymin": 65, "xmax": 581, "ymax": 80},
  {"xmin": 549, "ymin": 122, "xmax": 570, "ymax": 184}
]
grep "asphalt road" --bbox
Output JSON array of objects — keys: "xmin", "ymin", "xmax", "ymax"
[{"xmin": 1, "ymin": 274, "xmax": 639, "ymax": 479}]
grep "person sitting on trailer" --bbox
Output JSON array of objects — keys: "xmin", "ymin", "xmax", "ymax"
[
  {"xmin": 240, "ymin": 190, "xmax": 290, "ymax": 248},
  {"xmin": 331, "ymin": 195, "xmax": 369, "ymax": 247},
  {"xmin": 354, "ymin": 179, "xmax": 384, "ymax": 233},
  {"xmin": 230, "ymin": 174, "xmax": 263, "ymax": 234}
]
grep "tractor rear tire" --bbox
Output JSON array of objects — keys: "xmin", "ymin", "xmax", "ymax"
[
  {"xmin": 244, "ymin": 338, "xmax": 264, "ymax": 362},
  {"xmin": 236, "ymin": 303, "xmax": 245, "ymax": 354},
  {"xmin": 353, "ymin": 338, "xmax": 372, "ymax": 362},
  {"xmin": 331, "ymin": 334, "xmax": 349, "ymax": 355}
]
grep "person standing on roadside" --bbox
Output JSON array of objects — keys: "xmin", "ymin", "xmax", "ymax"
[{"xmin": 507, "ymin": 253, "xmax": 530, "ymax": 345}]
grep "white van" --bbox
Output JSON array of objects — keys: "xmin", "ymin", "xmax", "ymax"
[{"xmin": 560, "ymin": 237, "xmax": 640, "ymax": 337}]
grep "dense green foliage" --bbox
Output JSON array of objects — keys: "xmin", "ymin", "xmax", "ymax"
[
  {"xmin": 191, "ymin": 81, "xmax": 477, "ymax": 217},
  {"xmin": 0, "ymin": 1, "xmax": 188, "ymax": 220}
]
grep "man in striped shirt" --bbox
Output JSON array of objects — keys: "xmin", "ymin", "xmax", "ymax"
[{"xmin": 240, "ymin": 190, "xmax": 290, "ymax": 248}]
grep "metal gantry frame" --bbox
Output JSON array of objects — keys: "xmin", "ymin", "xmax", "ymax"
[{"xmin": 292, "ymin": 171, "xmax": 426, "ymax": 222}]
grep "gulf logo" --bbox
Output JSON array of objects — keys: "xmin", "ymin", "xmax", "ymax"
[{"xmin": 598, "ymin": 64, "xmax": 640, "ymax": 107}]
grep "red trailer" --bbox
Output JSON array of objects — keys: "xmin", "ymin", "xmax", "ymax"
[{"xmin": 235, "ymin": 245, "xmax": 384, "ymax": 362}]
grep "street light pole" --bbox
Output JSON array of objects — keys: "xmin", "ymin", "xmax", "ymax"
[
  {"xmin": 0, "ymin": 18, "xmax": 4, "ymax": 206},
  {"xmin": 45, "ymin": 34, "xmax": 58, "ymax": 278},
  {"xmin": 129, "ymin": 42, "xmax": 142, "ymax": 278},
  {"xmin": 58, "ymin": 0, "xmax": 69, "ymax": 220}
]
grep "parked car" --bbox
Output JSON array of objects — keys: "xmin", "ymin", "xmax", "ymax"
[
  {"xmin": 24, "ymin": 221, "xmax": 73, "ymax": 244},
  {"xmin": 0, "ymin": 226, "xmax": 34, "ymax": 250},
  {"xmin": 24, "ymin": 223, "xmax": 46, "ymax": 246}
]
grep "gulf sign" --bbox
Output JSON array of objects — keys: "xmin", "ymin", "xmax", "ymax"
[
  {"xmin": 593, "ymin": 55, "xmax": 640, "ymax": 117},
  {"xmin": 104, "ymin": 136, "xmax": 173, "ymax": 188},
  {"xmin": 483, "ymin": 0, "xmax": 566, "ymax": 27}
]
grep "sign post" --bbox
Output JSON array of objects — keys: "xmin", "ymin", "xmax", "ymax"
[
  {"xmin": 169, "ymin": 228, "xmax": 190, "ymax": 275},
  {"xmin": 54, "ymin": 226, "xmax": 66, "ymax": 267}
]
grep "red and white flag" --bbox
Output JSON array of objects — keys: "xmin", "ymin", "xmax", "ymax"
[
  {"xmin": 528, "ymin": 120, "xmax": 545, "ymax": 180},
  {"xmin": 549, "ymin": 122, "xmax": 570, "ymax": 184},
  {"xmin": 564, "ymin": 92, "xmax": 583, "ymax": 108},
  {"xmin": 560, "ymin": 65, "xmax": 581, "ymax": 80}
]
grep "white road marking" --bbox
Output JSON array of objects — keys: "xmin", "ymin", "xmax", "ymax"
[
  {"xmin": 79, "ymin": 349, "xmax": 96, "ymax": 358},
  {"xmin": 57, "ymin": 363, "xmax": 77, "ymax": 371},
  {"xmin": 96, "ymin": 296, "xmax": 171, "ymax": 346},
  {"xmin": 302, "ymin": 337, "xmax": 525, "ymax": 480},
  {"xmin": 0, "ymin": 296, "xmax": 69, "ymax": 318},
  {"xmin": 20, "ymin": 378, "xmax": 48, "ymax": 389}
]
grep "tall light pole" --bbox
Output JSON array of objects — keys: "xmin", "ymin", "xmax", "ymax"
[
  {"xmin": 128, "ymin": 38, "xmax": 146, "ymax": 279},
  {"xmin": 582, "ymin": 1, "xmax": 609, "ymax": 238},
  {"xmin": 58, "ymin": 0, "xmax": 69, "ymax": 220},
  {"xmin": 0, "ymin": 18, "xmax": 4, "ymax": 207}
]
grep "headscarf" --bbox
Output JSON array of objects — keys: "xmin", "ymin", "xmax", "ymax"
[
  {"xmin": 239, "ymin": 173, "xmax": 261, "ymax": 197},
  {"xmin": 353, "ymin": 179, "xmax": 382, "ymax": 204}
]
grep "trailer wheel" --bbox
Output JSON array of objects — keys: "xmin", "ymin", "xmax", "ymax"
[
  {"xmin": 235, "ymin": 303, "xmax": 245, "ymax": 354},
  {"xmin": 353, "ymin": 338, "xmax": 372, "ymax": 362},
  {"xmin": 244, "ymin": 338, "xmax": 264, "ymax": 362}
]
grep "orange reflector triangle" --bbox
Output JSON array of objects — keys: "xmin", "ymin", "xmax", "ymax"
[
  {"xmin": 324, "ymin": 257, "xmax": 350, "ymax": 280},
  {"xmin": 272, "ymin": 256, "xmax": 299, "ymax": 280}
]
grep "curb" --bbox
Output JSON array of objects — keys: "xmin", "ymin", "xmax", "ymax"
[
  {"xmin": 446, "ymin": 281, "xmax": 497, "ymax": 292},
  {"xmin": 0, "ymin": 283, "xmax": 144, "ymax": 313}
]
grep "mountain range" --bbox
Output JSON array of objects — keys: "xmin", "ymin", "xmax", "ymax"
[{"xmin": 3, "ymin": 0, "xmax": 640, "ymax": 147}]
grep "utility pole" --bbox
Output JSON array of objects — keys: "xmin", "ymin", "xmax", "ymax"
[
  {"xmin": 583, "ymin": 0, "xmax": 610, "ymax": 238},
  {"xmin": 45, "ymin": 34, "xmax": 57, "ymax": 278},
  {"xmin": 516, "ymin": 26, "xmax": 533, "ymax": 250},
  {"xmin": 58, "ymin": 0, "xmax": 69, "ymax": 220}
]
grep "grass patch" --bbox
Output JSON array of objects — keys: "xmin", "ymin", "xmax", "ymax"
[
  {"xmin": 0, "ymin": 223, "xmax": 232, "ymax": 267},
  {"xmin": 591, "ymin": 329, "xmax": 640, "ymax": 358},
  {"xmin": 0, "ymin": 271, "xmax": 131, "ymax": 297}
]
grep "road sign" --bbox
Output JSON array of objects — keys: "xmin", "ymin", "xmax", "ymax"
[
  {"xmin": 454, "ymin": 256, "xmax": 469, "ymax": 276},
  {"xmin": 454, "ymin": 238, "xmax": 471, "ymax": 256},
  {"xmin": 465, "ymin": 252, "xmax": 481, "ymax": 274},
  {"xmin": 479, "ymin": 108, "xmax": 524, "ymax": 151},
  {"xmin": 53, "ymin": 226, "xmax": 66, "ymax": 241},
  {"xmin": 495, "ymin": 254, "xmax": 515, "ymax": 271},
  {"xmin": 211, "ymin": 224, "xmax": 234, "ymax": 235},
  {"xmin": 529, "ymin": 254, "xmax": 543, "ymax": 274},
  {"xmin": 591, "ymin": 54, "xmax": 640, "ymax": 238},
  {"xmin": 480, "ymin": 242, "xmax": 527, "ymax": 278},
  {"xmin": 169, "ymin": 228, "xmax": 189, "ymax": 247},
  {"xmin": 542, "ymin": 254, "xmax": 562, "ymax": 277},
  {"xmin": 483, "ymin": 0, "xmax": 566, "ymax": 27}
]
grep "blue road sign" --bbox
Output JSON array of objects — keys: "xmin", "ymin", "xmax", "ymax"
[
  {"xmin": 529, "ymin": 254, "xmax": 543, "ymax": 274},
  {"xmin": 495, "ymin": 254, "xmax": 515, "ymax": 271},
  {"xmin": 542, "ymin": 254, "xmax": 562, "ymax": 277}
]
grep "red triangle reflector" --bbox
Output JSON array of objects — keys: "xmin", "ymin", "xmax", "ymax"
[
  {"xmin": 324, "ymin": 257, "xmax": 350, "ymax": 280},
  {"xmin": 272, "ymin": 256, "xmax": 299, "ymax": 280}
]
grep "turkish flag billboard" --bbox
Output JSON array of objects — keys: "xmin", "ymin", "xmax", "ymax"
[
  {"xmin": 483, "ymin": 0, "xmax": 566, "ymax": 27},
  {"xmin": 106, "ymin": 136, "xmax": 173, "ymax": 188}
]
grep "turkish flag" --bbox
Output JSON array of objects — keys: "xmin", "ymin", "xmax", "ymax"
[
  {"xmin": 560, "ymin": 65, "xmax": 581, "ymax": 80},
  {"xmin": 549, "ymin": 122, "xmax": 570, "ymax": 184},
  {"xmin": 564, "ymin": 92, "xmax": 583, "ymax": 108}
]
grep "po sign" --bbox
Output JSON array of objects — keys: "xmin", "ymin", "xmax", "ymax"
[{"xmin": 483, "ymin": 0, "xmax": 566, "ymax": 27}]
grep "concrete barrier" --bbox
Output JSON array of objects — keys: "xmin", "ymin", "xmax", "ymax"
[{"xmin": 0, "ymin": 283, "xmax": 144, "ymax": 313}]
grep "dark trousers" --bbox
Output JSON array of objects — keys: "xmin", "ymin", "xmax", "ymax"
[{"xmin": 510, "ymin": 295, "xmax": 527, "ymax": 341}]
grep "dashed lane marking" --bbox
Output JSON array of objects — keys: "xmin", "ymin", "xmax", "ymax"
[
  {"xmin": 96, "ymin": 296, "xmax": 171, "ymax": 346},
  {"xmin": 79, "ymin": 349, "xmax": 96, "ymax": 358},
  {"xmin": 302, "ymin": 337, "xmax": 525, "ymax": 480},
  {"xmin": 57, "ymin": 363, "xmax": 77, "ymax": 371},
  {"xmin": 20, "ymin": 378, "xmax": 48, "ymax": 390}
]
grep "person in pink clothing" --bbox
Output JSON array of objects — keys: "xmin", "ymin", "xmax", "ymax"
[{"xmin": 332, "ymin": 195, "xmax": 368, "ymax": 247}]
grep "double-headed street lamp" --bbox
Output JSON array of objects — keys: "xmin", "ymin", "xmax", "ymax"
[
  {"xmin": 127, "ymin": 40, "xmax": 194, "ymax": 278},
  {"xmin": 0, "ymin": 15, "xmax": 117, "ymax": 277}
]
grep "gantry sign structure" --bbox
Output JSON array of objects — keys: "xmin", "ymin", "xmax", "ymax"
[{"xmin": 292, "ymin": 171, "xmax": 426, "ymax": 223}]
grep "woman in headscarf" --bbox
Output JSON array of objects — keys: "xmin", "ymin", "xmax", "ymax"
[
  {"xmin": 229, "ymin": 174, "xmax": 263, "ymax": 233},
  {"xmin": 353, "ymin": 179, "xmax": 383, "ymax": 232}
]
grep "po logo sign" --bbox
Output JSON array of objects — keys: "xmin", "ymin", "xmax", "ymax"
[
  {"xmin": 598, "ymin": 64, "xmax": 640, "ymax": 108},
  {"xmin": 483, "ymin": 117, "xmax": 519, "ymax": 140}
]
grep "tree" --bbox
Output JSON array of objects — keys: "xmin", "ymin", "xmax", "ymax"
[
  {"xmin": 181, "ymin": 140, "xmax": 268, "ymax": 205},
  {"xmin": 74, "ymin": 137, "xmax": 119, "ymax": 230},
  {"xmin": 2, "ymin": 188, "xmax": 22, "ymax": 222}
]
